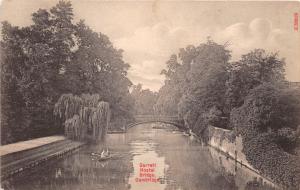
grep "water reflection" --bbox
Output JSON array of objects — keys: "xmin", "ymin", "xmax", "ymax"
[
  {"xmin": 208, "ymin": 147, "xmax": 278, "ymax": 190},
  {"xmin": 129, "ymin": 141, "xmax": 167, "ymax": 190},
  {"xmin": 2, "ymin": 123, "xmax": 278, "ymax": 190}
]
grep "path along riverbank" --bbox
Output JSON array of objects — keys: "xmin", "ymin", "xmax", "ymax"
[{"xmin": 0, "ymin": 136, "xmax": 84, "ymax": 180}]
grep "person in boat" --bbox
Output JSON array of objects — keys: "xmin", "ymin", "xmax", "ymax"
[
  {"xmin": 100, "ymin": 148, "xmax": 110, "ymax": 158},
  {"xmin": 100, "ymin": 150, "xmax": 105, "ymax": 158},
  {"xmin": 91, "ymin": 148, "xmax": 110, "ymax": 159}
]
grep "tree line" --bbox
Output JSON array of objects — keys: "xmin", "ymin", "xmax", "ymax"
[
  {"xmin": 154, "ymin": 39, "xmax": 300, "ymax": 188},
  {"xmin": 130, "ymin": 84, "xmax": 158, "ymax": 115},
  {"xmin": 0, "ymin": 1, "xmax": 134, "ymax": 144}
]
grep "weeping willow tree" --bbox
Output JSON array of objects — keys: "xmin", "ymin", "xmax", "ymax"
[{"xmin": 54, "ymin": 94, "xmax": 110, "ymax": 142}]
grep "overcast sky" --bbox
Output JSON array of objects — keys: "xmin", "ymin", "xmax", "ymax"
[{"xmin": 1, "ymin": 0, "xmax": 299, "ymax": 91}]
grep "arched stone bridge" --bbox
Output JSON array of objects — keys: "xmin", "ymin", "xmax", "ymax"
[{"xmin": 127, "ymin": 115, "xmax": 185, "ymax": 129}]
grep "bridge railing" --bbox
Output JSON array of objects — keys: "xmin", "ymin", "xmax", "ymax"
[
  {"xmin": 127, "ymin": 115, "xmax": 185, "ymax": 129},
  {"xmin": 134, "ymin": 115, "xmax": 179, "ymax": 120}
]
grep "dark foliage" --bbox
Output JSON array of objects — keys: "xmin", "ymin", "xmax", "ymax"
[
  {"xmin": 156, "ymin": 40, "xmax": 231, "ymax": 132},
  {"xmin": 131, "ymin": 84, "xmax": 158, "ymax": 115},
  {"xmin": 0, "ymin": 1, "xmax": 134, "ymax": 144},
  {"xmin": 231, "ymin": 83, "xmax": 300, "ymax": 187},
  {"xmin": 156, "ymin": 39, "xmax": 300, "ymax": 188}
]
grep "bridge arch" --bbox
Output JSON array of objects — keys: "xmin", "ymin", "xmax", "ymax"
[
  {"xmin": 127, "ymin": 120, "xmax": 185, "ymax": 129},
  {"xmin": 126, "ymin": 115, "xmax": 185, "ymax": 130}
]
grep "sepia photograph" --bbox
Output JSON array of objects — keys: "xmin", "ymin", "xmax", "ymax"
[{"xmin": 0, "ymin": 0, "xmax": 300, "ymax": 189}]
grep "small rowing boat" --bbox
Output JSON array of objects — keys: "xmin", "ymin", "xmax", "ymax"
[
  {"xmin": 97, "ymin": 155, "xmax": 111, "ymax": 161},
  {"xmin": 91, "ymin": 149, "xmax": 111, "ymax": 161}
]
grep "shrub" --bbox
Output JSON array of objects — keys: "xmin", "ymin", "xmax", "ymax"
[{"xmin": 230, "ymin": 83, "xmax": 300, "ymax": 187}]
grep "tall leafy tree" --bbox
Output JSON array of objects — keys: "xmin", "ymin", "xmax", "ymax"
[
  {"xmin": 0, "ymin": 23, "xmax": 31, "ymax": 143},
  {"xmin": 157, "ymin": 40, "xmax": 231, "ymax": 131},
  {"xmin": 225, "ymin": 49, "xmax": 286, "ymax": 111},
  {"xmin": 131, "ymin": 84, "xmax": 157, "ymax": 115},
  {"xmin": 1, "ymin": 1, "xmax": 134, "ymax": 144}
]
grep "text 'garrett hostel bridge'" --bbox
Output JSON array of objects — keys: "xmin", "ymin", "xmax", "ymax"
[{"xmin": 127, "ymin": 115, "xmax": 185, "ymax": 129}]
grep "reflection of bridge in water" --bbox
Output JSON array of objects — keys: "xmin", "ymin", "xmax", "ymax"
[{"xmin": 127, "ymin": 115, "xmax": 185, "ymax": 129}]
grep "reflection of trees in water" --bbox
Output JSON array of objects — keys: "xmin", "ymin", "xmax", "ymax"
[
  {"xmin": 153, "ymin": 127, "xmax": 239, "ymax": 190},
  {"xmin": 209, "ymin": 174, "xmax": 238, "ymax": 190},
  {"xmin": 208, "ymin": 146, "xmax": 279, "ymax": 190},
  {"xmin": 205, "ymin": 155, "xmax": 238, "ymax": 190},
  {"xmin": 5, "ymin": 144, "xmax": 132, "ymax": 190},
  {"xmin": 165, "ymin": 172, "xmax": 238, "ymax": 190},
  {"xmin": 53, "ymin": 148, "xmax": 132, "ymax": 189},
  {"xmin": 245, "ymin": 178, "xmax": 276, "ymax": 190}
]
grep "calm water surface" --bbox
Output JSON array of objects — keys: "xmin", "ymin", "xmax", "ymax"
[{"xmin": 3, "ymin": 123, "xmax": 276, "ymax": 190}]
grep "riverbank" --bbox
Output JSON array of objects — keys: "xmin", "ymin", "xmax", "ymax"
[
  {"xmin": 185, "ymin": 125, "xmax": 283, "ymax": 189},
  {"xmin": 0, "ymin": 136, "xmax": 84, "ymax": 180},
  {"xmin": 1, "ymin": 123, "xmax": 288, "ymax": 190}
]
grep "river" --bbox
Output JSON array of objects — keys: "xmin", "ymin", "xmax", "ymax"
[{"xmin": 3, "ymin": 123, "xmax": 277, "ymax": 190}]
